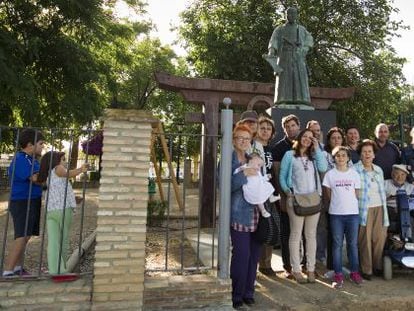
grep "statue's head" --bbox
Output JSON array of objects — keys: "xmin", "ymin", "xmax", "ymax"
[{"xmin": 286, "ymin": 7, "xmax": 298, "ymax": 24}]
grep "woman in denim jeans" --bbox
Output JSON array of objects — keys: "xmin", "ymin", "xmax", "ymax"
[
  {"xmin": 230, "ymin": 124, "xmax": 262, "ymax": 309},
  {"xmin": 322, "ymin": 146, "xmax": 363, "ymax": 288}
]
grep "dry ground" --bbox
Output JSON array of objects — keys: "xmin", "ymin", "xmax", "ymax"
[
  {"xmin": 2, "ymin": 188, "xmax": 414, "ymax": 310},
  {"xmin": 145, "ymin": 219, "xmax": 205, "ymax": 276}
]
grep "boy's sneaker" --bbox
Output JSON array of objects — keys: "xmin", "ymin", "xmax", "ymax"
[
  {"xmin": 350, "ymin": 272, "xmax": 363, "ymax": 285},
  {"xmin": 332, "ymin": 272, "xmax": 344, "ymax": 289},
  {"xmin": 2, "ymin": 271, "xmax": 15, "ymax": 278}
]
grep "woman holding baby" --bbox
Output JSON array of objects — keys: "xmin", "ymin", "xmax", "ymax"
[{"xmin": 230, "ymin": 123, "xmax": 262, "ymax": 309}]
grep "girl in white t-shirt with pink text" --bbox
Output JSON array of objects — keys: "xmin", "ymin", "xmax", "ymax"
[{"xmin": 322, "ymin": 146, "xmax": 363, "ymax": 288}]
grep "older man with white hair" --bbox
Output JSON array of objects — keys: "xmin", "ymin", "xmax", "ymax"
[
  {"xmin": 384, "ymin": 164, "xmax": 414, "ymax": 234},
  {"xmin": 373, "ymin": 123, "xmax": 401, "ymax": 180},
  {"xmin": 385, "ymin": 164, "xmax": 414, "ymax": 206}
]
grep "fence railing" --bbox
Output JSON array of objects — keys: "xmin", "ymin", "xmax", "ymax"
[
  {"xmin": 0, "ymin": 126, "xmax": 99, "ymax": 279},
  {"xmin": 0, "ymin": 125, "xmax": 224, "ymax": 278},
  {"xmin": 145, "ymin": 131, "xmax": 221, "ymax": 274}
]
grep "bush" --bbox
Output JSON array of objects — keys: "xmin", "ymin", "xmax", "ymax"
[
  {"xmin": 89, "ymin": 171, "xmax": 100, "ymax": 181},
  {"xmin": 147, "ymin": 200, "xmax": 167, "ymax": 226}
]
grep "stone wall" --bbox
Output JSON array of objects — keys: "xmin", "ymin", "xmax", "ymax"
[{"xmin": 92, "ymin": 109, "xmax": 157, "ymax": 310}]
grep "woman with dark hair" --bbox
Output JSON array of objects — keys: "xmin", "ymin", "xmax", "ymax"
[
  {"xmin": 354, "ymin": 139, "xmax": 389, "ymax": 280},
  {"xmin": 230, "ymin": 124, "xmax": 263, "ymax": 309},
  {"xmin": 324, "ymin": 127, "xmax": 347, "ymax": 169},
  {"xmin": 279, "ymin": 129, "xmax": 328, "ymax": 283},
  {"xmin": 38, "ymin": 151, "xmax": 88, "ymax": 275}
]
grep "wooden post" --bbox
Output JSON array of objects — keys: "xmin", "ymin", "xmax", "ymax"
[
  {"xmin": 150, "ymin": 133, "xmax": 165, "ymax": 202},
  {"xmin": 152, "ymin": 122, "xmax": 184, "ymax": 210}
]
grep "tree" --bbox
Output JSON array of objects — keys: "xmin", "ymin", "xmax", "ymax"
[
  {"xmin": 0, "ymin": 0, "xmax": 150, "ymax": 128},
  {"xmin": 178, "ymin": 0, "xmax": 409, "ymax": 137},
  {"xmin": 179, "ymin": 0, "xmax": 279, "ymax": 82}
]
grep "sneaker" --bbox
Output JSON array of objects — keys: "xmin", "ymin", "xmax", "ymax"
[
  {"xmin": 259, "ymin": 267, "xmax": 276, "ymax": 276},
  {"xmin": 332, "ymin": 272, "xmax": 344, "ymax": 289},
  {"xmin": 283, "ymin": 271, "xmax": 294, "ymax": 280},
  {"xmin": 14, "ymin": 269, "xmax": 31, "ymax": 276},
  {"xmin": 232, "ymin": 301, "xmax": 243, "ymax": 309},
  {"xmin": 373, "ymin": 269, "xmax": 383, "ymax": 277},
  {"xmin": 361, "ymin": 272, "xmax": 372, "ymax": 281},
  {"xmin": 2, "ymin": 271, "xmax": 15, "ymax": 278},
  {"xmin": 323, "ymin": 270, "xmax": 335, "ymax": 280},
  {"xmin": 242, "ymin": 298, "xmax": 255, "ymax": 305},
  {"xmin": 350, "ymin": 272, "xmax": 363, "ymax": 285}
]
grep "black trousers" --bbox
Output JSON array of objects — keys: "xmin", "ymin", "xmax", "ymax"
[{"xmin": 280, "ymin": 210, "xmax": 291, "ymax": 271}]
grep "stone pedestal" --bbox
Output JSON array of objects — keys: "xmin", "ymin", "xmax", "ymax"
[{"xmin": 271, "ymin": 108, "xmax": 337, "ymax": 142}]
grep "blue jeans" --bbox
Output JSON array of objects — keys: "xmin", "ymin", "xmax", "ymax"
[{"xmin": 330, "ymin": 214, "xmax": 359, "ymax": 273}]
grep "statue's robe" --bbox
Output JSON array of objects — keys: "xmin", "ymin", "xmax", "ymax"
[{"xmin": 268, "ymin": 23, "xmax": 313, "ymax": 105}]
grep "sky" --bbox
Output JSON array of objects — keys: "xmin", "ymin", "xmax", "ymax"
[
  {"xmin": 390, "ymin": 0, "xmax": 414, "ymax": 84},
  {"xmin": 145, "ymin": 0, "xmax": 414, "ymax": 83}
]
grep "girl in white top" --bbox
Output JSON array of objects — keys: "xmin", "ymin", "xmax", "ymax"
[
  {"xmin": 38, "ymin": 151, "xmax": 88, "ymax": 274},
  {"xmin": 322, "ymin": 146, "xmax": 362, "ymax": 288}
]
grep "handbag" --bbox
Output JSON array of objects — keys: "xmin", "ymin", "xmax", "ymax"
[
  {"xmin": 292, "ymin": 161, "xmax": 322, "ymax": 216},
  {"xmin": 253, "ymin": 201, "xmax": 280, "ymax": 245}
]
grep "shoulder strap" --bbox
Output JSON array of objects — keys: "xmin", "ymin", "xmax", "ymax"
[{"xmin": 313, "ymin": 160, "xmax": 320, "ymax": 193}]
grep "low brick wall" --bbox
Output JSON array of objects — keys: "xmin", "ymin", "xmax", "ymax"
[
  {"xmin": 143, "ymin": 274, "xmax": 232, "ymax": 310},
  {"xmin": 0, "ymin": 109, "xmax": 232, "ymax": 310},
  {"xmin": 0, "ymin": 276, "xmax": 92, "ymax": 310}
]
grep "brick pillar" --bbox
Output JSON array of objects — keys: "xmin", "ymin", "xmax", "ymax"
[{"xmin": 92, "ymin": 109, "xmax": 157, "ymax": 310}]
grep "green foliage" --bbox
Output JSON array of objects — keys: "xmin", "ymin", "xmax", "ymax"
[
  {"xmin": 0, "ymin": 0, "xmax": 192, "ymax": 132},
  {"xmin": 147, "ymin": 199, "xmax": 167, "ymax": 226},
  {"xmin": 114, "ymin": 38, "xmax": 180, "ymax": 110},
  {"xmin": 179, "ymin": 0, "xmax": 280, "ymax": 82},
  {"xmin": 0, "ymin": 0, "xmax": 121, "ymax": 127},
  {"xmin": 179, "ymin": 0, "xmax": 410, "ymax": 138}
]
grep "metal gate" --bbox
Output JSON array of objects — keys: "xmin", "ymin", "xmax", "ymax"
[{"xmin": 145, "ymin": 129, "xmax": 221, "ymax": 274}]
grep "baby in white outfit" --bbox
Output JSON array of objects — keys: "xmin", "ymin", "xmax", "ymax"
[{"xmin": 234, "ymin": 153, "xmax": 280, "ymax": 218}]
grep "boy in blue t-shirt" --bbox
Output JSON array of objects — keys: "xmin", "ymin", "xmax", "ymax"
[{"xmin": 2, "ymin": 129, "xmax": 45, "ymax": 277}]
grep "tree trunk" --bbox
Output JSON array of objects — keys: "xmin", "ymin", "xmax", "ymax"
[{"xmin": 70, "ymin": 139, "xmax": 79, "ymax": 170}]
